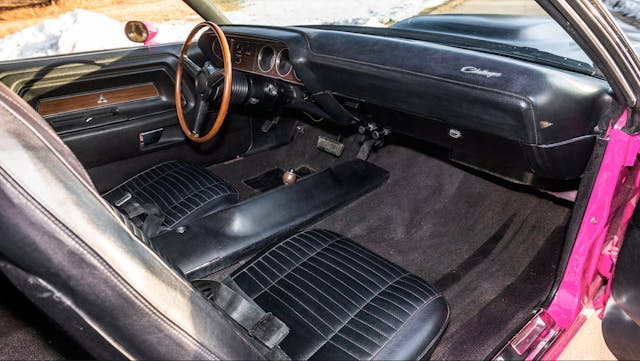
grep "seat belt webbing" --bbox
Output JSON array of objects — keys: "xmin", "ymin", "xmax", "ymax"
[{"xmin": 193, "ymin": 279, "xmax": 289, "ymax": 349}]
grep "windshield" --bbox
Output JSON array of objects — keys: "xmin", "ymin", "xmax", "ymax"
[
  {"xmin": 221, "ymin": 0, "xmax": 546, "ymax": 27},
  {"xmin": 220, "ymin": 0, "xmax": 603, "ymax": 74},
  {"xmin": 0, "ymin": 0, "xmax": 638, "ymax": 73}
]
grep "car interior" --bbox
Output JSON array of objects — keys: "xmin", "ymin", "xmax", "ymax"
[{"xmin": 0, "ymin": 12, "xmax": 621, "ymax": 360}]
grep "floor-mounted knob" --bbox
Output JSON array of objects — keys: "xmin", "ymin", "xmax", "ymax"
[{"xmin": 282, "ymin": 169, "xmax": 297, "ymax": 185}]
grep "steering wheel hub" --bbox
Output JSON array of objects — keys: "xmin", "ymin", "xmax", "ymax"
[{"xmin": 195, "ymin": 71, "xmax": 209, "ymax": 97}]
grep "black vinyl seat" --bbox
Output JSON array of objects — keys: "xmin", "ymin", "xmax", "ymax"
[
  {"xmin": 103, "ymin": 160, "xmax": 238, "ymax": 233},
  {"xmin": 232, "ymin": 229, "xmax": 450, "ymax": 360}
]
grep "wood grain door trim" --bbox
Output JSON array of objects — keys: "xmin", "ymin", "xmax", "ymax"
[{"xmin": 37, "ymin": 83, "xmax": 160, "ymax": 117}]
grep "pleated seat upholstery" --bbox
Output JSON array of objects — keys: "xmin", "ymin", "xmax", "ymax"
[
  {"xmin": 232, "ymin": 229, "xmax": 449, "ymax": 360},
  {"xmin": 103, "ymin": 161, "xmax": 238, "ymax": 232}
]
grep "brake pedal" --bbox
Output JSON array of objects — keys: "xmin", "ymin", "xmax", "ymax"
[{"xmin": 356, "ymin": 139, "xmax": 376, "ymax": 160}]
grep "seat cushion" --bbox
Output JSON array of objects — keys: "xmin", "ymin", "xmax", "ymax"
[
  {"xmin": 232, "ymin": 229, "xmax": 449, "ymax": 360},
  {"xmin": 103, "ymin": 161, "xmax": 238, "ymax": 231}
]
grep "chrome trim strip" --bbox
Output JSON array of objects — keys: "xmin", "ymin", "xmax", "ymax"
[
  {"xmin": 573, "ymin": 1, "xmax": 640, "ymax": 101},
  {"xmin": 548, "ymin": 0, "xmax": 636, "ymax": 106}
]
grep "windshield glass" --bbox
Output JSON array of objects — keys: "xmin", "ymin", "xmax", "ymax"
[
  {"xmin": 0, "ymin": 0, "xmax": 638, "ymax": 73},
  {"xmin": 222, "ymin": 0, "xmax": 546, "ymax": 27},
  {"xmin": 221, "ymin": 0, "xmax": 602, "ymax": 73}
]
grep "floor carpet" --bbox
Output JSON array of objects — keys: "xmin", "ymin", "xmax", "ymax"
[
  {"xmin": 311, "ymin": 142, "xmax": 572, "ymax": 360},
  {"xmin": 0, "ymin": 273, "xmax": 89, "ymax": 360}
]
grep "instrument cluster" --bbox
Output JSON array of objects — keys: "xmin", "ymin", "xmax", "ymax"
[{"xmin": 212, "ymin": 35, "xmax": 302, "ymax": 85}]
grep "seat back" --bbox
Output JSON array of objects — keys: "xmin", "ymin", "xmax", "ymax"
[{"xmin": 0, "ymin": 82, "xmax": 266, "ymax": 359}]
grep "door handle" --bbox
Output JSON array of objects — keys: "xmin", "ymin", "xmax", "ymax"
[{"xmin": 139, "ymin": 128, "xmax": 164, "ymax": 146}]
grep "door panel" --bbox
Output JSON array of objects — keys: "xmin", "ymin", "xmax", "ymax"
[
  {"xmin": 0, "ymin": 44, "xmax": 252, "ymax": 190},
  {"xmin": 602, "ymin": 208, "xmax": 640, "ymax": 360}
]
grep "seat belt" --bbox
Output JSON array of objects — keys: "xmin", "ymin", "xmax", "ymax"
[
  {"xmin": 105, "ymin": 190, "xmax": 165, "ymax": 238},
  {"xmin": 193, "ymin": 279, "xmax": 289, "ymax": 350}
]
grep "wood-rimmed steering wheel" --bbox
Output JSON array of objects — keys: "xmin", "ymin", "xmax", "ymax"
[{"xmin": 175, "ymin": 21, "xmax": 232, "ymax": 143}]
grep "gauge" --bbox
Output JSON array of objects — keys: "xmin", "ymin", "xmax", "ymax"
[
  {"xmin": 276, "ymin": 48, "xmax": 293, "ymax": 76},
  {"xmin": 211, "ymin": 39, "xmax": 222, "ymax": 60},
  {"xmin": 258, "ymin": 45, "xmax": 276, "ymax": 72}
]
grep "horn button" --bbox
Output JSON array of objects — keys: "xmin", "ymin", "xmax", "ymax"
[{"xmin": 195, "ymin": 71, "xmax": 210, "ymax": 98}]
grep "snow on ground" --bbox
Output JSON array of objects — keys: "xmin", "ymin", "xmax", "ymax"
[
  {"xmin": 0, "ymin": 0, "xmax": 443, "ymax": 61},
  {"xmin": 599, "ymin": 0, "xmax": 640, "ymax": 54},
  {"xmin": 604, "ymin": 0, "xmax": 640, "ymax": 22},
  {"xmin": 225, "ymin": 0, "xmax": 446, "ymax": 27},
  {"xmin": 1, "ymin": 10, "xmax": 126, "ymax": 60},
  {"xmin": 0, "ymin": 9, "xmax": 198, "ymax": 60}
]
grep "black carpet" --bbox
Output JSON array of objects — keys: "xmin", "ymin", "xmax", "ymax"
[
  {"xmin": 311, "ymin": 143, "xmax": 572, "ymax": 360},
  {"xmin": 435, "ymin": 225, "xmax": 565, "ymax": 360},
  {"xmin": 0, "ymin": 273, "xmax": 90, "ymax": 360}
]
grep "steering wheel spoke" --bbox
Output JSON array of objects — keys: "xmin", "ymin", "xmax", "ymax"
[
  {"xmin": 191, "ymin": 98, "xmax": 211, "ymax": 136},
  {"xmin": 182, "ymin": 56, "xmax": 202, "ymax": 77},
  {"xmin": 210, "ymin": 69, "xmax": 226, "ymax": 87},
  {"xmin": 175, "ymin": 21, "xmax": 232, "ymax": 143}
]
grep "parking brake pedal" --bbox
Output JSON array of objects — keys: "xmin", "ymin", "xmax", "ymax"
[
  {"xmin": 317, "ymin": 136, "xmax": 345, "ymax": 157},
  {"xmin": 261, "ymin": 115, "xmax": 280, "ymax": 133}
]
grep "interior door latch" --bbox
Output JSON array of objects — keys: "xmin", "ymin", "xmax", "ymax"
[{"xmin": 139, "ymin": 128, "xmax": 164, "ymax": 147}]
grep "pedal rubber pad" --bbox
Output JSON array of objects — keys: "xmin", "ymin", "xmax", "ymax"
[{"xmin": 317, "ymin": 136, "xmax": 345, "ymax": 157}]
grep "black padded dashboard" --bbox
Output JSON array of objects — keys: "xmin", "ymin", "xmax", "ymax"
[{"xmin": 203, "ymin": 22, "xmax": 618, "ymax": 188}]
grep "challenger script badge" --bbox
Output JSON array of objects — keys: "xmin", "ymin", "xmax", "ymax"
[{"xmin": 460, "ymin": 66, "xmax": 502, "ymax": 78}]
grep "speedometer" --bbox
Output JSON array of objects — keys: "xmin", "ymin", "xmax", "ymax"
[{"xmin": 276, "ymin": 49, "xmax": 293, "ymax": 76}]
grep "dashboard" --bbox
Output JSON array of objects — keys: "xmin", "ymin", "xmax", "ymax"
[
  {"xmin": 210, "ymin": 34, "xmax": 303, "ymax": 85},
  {"xmin": 197, "ymin": 23, "xmax": 615, "ymax": 189}
]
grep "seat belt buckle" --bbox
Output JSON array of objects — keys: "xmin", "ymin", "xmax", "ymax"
[
  {"xmin": 115, "ymin": 193, "xmax": 147, "ymax": 219},
  {"xmin": 114, "ymin": 192, "xmax": 132, "ymax": 207}
]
